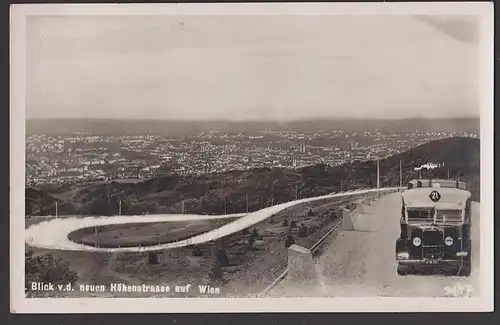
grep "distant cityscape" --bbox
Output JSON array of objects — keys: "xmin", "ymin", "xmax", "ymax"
[{"xmin": 25, "ymin": 130, "xmax": 478, "ymax": 186}]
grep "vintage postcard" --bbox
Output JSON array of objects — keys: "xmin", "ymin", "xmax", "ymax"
[{"xmin": 10, "ymin": 2, "xmax": 494, "ymax": 313}]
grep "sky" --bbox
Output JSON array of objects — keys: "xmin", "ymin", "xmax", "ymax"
[{"xmin": 26, "ymin": 14, "xmax": 480, "ymax": 121}]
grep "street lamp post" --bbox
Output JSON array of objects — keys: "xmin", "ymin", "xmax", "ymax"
[{"xmin": 376, "ymin": 158, "xmax": 380, "ymax": 197}]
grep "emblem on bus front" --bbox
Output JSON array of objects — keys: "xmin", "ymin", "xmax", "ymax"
[{"xmin": 429, "ymin": 190, "xmax": 441, "ymax": 202}]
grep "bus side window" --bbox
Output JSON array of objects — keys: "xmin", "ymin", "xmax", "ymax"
[{"xmin": 465, "ymin": 199, "xmax": 471, "ymax": 222}]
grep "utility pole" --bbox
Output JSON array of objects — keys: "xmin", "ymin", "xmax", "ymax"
[
  {"xmin": 447, "ymin": 168, "xmax": 450, "ymax": 180},
  {"xmin": 118, "ymin": 200, "xmax": 122, "ymax": 216},
  {"xmin": 94, "ymin": 225, "xmax": 99, "ymax": 248},
  {"xmin": 399, "ymin": 159, "xmax": 403, "ymax": 189},
  {"xmin": 376, "ymin": 158, "xmax": 380, "ymax": 195},
  {"xmin": 349, "ymin": 142, "xmax": 353, "ymax": 164},
  {"xmin": 55, "ymin": 201, "xmax": 58, "ymax": 218},
  {"xmin": 245, "ymin": 193, "xmax": 249, "ymax": 213}
]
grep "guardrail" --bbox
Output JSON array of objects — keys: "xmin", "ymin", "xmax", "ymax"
[
  {"xmin": 258, "ymin": 188, "xmax": 399, "ymax": 297},
  {"xmin": 259, "ymin": 217, "xmax": 344, "ymax": 298}
]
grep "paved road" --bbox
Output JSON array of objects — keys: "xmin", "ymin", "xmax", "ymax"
[
  {"xmin": 25, "ymin": 188, "xmax": 398, "ymax": 252},
  {"xmin": 25, "ymin": 213, "xmax": 245, "ymax": 252},
  {"xmin": 269, "ymin": 192, "xmax": 480, "ymax": 297}
]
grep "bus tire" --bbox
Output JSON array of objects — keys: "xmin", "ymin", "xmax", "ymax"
[
  {"xmin": 458, "ymin": 262, "xmax": 471, "ymax": 277},
  {"xmin": 397, "ymin": 264, "xmax": 410, "ymax": 276}
]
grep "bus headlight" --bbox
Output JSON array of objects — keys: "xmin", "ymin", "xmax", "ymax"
[
  {"xmin": 412, "ymin": 237, "xmax": 422, "ymax": 247},
  {"xmin": 445, "ymin": 237, "xmax": 454, "ymax": 246},
  {"xmin": 397, "ymin": 252, "xmax": 409, "ymax": 260}
]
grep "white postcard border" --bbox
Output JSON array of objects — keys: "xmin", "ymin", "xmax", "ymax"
[{"xmin": 10, "ymin": 2, "xmax": 494, "ymax": 313}]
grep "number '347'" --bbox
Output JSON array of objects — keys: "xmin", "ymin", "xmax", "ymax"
[{"xmin": 444, "ymin": 284, "xmax": 473, "ymax": 297}]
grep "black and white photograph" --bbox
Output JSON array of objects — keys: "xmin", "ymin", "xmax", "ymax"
[{"xmin": 10, "ymin": 2, "xmax": 494, "ymax": 313}]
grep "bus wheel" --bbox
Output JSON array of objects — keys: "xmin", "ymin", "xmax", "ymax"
[
  {"xmin": 397, "ymin": 264, "xmax": 410, "ymax": 276},
  {"xmin": 458, "ymin": 261, "xmax": 471, "ymax": 277}
]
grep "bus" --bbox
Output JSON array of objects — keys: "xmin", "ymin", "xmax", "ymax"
[{"xmin": 395, "ymin": 179, "xmax": 472, "ymax": 276}]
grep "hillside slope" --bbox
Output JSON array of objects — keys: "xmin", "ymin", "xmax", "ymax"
[
  {"xmin": 25, "ymin": 188, "xmax": 59, "ymax": 216},
  {"xmin": 26, "ymin": 137, "xmax": 480, "ymax": 216}
]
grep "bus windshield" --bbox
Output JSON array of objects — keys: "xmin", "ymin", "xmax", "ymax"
[
  {"xmin": 436, "ymin": 209, "xmax": 462, "ymax": 223},
  {"xmin": 406, "ymin": 208, "xmax": 434, "ymax": 223}
]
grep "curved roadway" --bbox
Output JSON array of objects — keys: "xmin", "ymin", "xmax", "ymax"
[{"xmin": 25, "ymin": 187, "xmax": 398, "ymax": 252}]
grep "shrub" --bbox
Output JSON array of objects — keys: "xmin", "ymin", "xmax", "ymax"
[
  {"xmin": 247, "ymin": 234, "xmax": 256, "ymax": 249},
  {"xmin": 25, "ymin": 250, "xmax": 78, "ymax": 297},
  {"xmin": 282, "ymin": 218, "xmax": 289, "ymax": 227},
  {"xmin": 215, "ymin": 247, "xmax": 229, "ymax": 267},
  {"xmin": 148, "ymin": 252, "xmax": 159, "ymax": 264},
  {"xmin": 209, "ymin": 262, "xmax": 224, "ymax": 283},
  {"xmin": 285, "ymin": 234, "xmax": 295, "ymax": 248},
  {"xmin": 298, "ymin": 224, "xmax": 308, "ymax": 238},
  {"xmin": 192, "ymin": 246, "xmax": 203, "ymax": 256}
]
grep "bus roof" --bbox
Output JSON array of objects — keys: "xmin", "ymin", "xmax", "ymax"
[
  {"xmin": 402, "ymin": 187, "xmax": 471, "ymax": 209},
  {"xmin": 407, "ymin": 179, "xmax": 467, "ymax": 190}
]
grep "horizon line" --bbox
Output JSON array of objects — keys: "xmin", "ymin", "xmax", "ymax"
[{"xmin": 26, "ymin": 116, "xmax": 480, "ymax": 122}]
